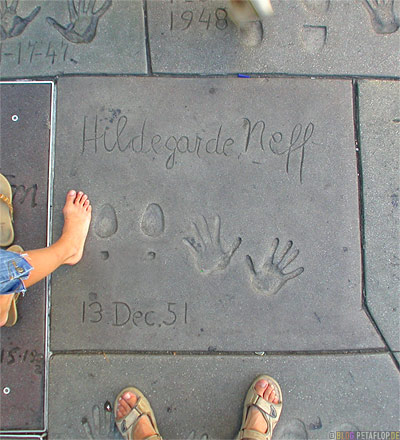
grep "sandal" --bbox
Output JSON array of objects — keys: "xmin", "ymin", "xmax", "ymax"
[
  {"xmin": 114, "ymin": 387, "xmax": 162, "ymax": 440},
  {"xmin": 0, "ymin": 173, "xmax": 14, "ymax": 247},
  {"xmin": 237, "ymin": 375, "xmax": 283, "ymax": 440},
  {"xmin": 5, "ymin": 245, "xmax": 24, "ymax": 327},
  {"xmin": 228, "ymin": 0, "xmax": 273, "ymax": 26}
]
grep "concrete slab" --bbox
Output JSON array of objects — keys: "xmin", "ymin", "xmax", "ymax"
[
  {"xmin": 147, "ymin": 0, "xmax": 400, "ymax": 77},
  {"xmin": 358, "ymin": 80, "xmax": 400, "ymax": 352},
  {"xmin": 51, "ymin": 77, "xmax": 382, "ymax": 352},
  {"xmin": 0, "ymin": 0, "xmax": 146, "ymax": 78},
  {"xmin": 0, "ymin": 82, "xmax": 50, "ymax": 430},
  {"xmin": 48, "ymin": 353, "xmax": 400, "ymax": 439}
]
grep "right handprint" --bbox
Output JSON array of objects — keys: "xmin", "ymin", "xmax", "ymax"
[
  {"xmin": 246, "ymin": 238, "xmax": 304, "ymax": 296},
  {"xmin": 361, "ymin": 0, "xmax": 399, "ymax": 34}
]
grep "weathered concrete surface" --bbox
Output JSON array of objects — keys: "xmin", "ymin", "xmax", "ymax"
[
  {"xmin": 359, "ymin": 80, "xmax": 400, "ymax": 352},
  {"xmin": 50, "ymin": 76, "xmax": 382, "ymax": 352},
  {"xmin": 0, "ymin": 0, "xmax": 146, "ymax": 78},
  {"xmin": 147, "ymin": 0, "xmax": 400, "ymax": 76},
  {"xmin": 0, "ymin": 82, "xmax": 50, "ymax": 430},
  {"xmin": 48, "ymin": 353, "xmax": 400, "ymax": 439}
]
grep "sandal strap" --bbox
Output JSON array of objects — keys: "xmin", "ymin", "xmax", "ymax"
[
  {"xmin": 118, "ymin": 397, "xmax": 162, "ymax": 439},
  {"xmin": 248, "ymin": 393, "xmax": 279, "ymax": 421},
  {"xmin": 239, "ymin": 428, "xmax": 269, "ymax": 440},
  {"xmin": 0, "ymin": 193, "xmax": 13, "ymax": 219}
]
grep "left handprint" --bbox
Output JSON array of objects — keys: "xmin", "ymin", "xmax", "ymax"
[
  {"xmin": 82, "ymin": 401, "xmax": 120, "ymax": 439},
  {"xmin": 46, "ymin": 0, "xmax": 112, "ymax": 44},
  {"xmin": 0, "ymin": 0, "xmax": 40, "ymax": 41}
]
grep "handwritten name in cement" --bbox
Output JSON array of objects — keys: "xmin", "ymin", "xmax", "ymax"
[{"xmin": 81, "ymin": 115, "xmax": 315, "ymax": 183}]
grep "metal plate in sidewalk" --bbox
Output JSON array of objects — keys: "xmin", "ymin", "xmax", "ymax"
[
  {"xmin": 359, "ymin": 80, "xmax": 400, "ymax": 352},
  {"xmin": 51, "ymin": 76, "xmax": 383, "ymax": 352},
  {"xmin": 0, "ymin": 82, "xmax": 51, "ymax": 431},
  {"xmin": 148, "ymin": 0, "xmax": 400, "ymax": 76},
  {"xmin": 48, "ymin": 353, "xmax": 400, "ymax": 439},
  {"xmin": 0, "ymin": 0, "xmax": 146, "ymax": 78}
]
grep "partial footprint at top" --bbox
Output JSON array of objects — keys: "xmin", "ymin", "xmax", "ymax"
[
  {"xmin": 273, "ymin": 419, "xmax": 308, "ymax": 439},
  {"xmin": 301, "ymin": 0, "xmax": 330, "ymax": 14},
  {"xmin": 95, "ymin": 204, "xmax": 118, "ymax": 238},
  {"xmin": 140, "ymin": 203, "xmax": 165, "ymax": 237}
]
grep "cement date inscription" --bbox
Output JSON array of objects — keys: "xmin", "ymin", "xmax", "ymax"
[{"xmin": 81, "ymin": 114, "xmax": 316, "ymax": 183}]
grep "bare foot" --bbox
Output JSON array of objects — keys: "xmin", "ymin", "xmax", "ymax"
[
  {"xmin": 116, "ymin": 391, "xmax": 157, "ymax": 440},
  {"xmin": 56, "ymin": 190, "xmax": 92, "ymax": 265},
  {"xmin": 243, "ymin": 379, "xmax": 280, "ymax": 438}
]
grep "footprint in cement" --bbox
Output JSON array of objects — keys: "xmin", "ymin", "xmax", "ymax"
[
  {"xmin": 301, "ymin": 0, "xmax": 330, "ymax": 14},
  {"xmin": 361, "ymin": 0, "xmax": 399, "ymax": 34},
  {"xmin": 239, "ymin": 20, "xmax": 264, "ymax": 47},
  {"xmin": 301, "ymin": 25, "xmax": 327, "ymax": 53},
  {"xmin": 141, "ymin": 203, "xmax": 165, "ymax": 237},
  {"xmin": 95, "ymin": 204, "xmax": 118, "ymax": 238},
  {"xmin": 273, "ymin": 419, "xmax": 308, "ymax": 439}
]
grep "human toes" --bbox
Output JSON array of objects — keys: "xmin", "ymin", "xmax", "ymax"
[
  {"xmin": 74, "ymin": 191, "xmax": 84, "ymax": 204},
  {"xmin": 254, "ymin": 379, "xmax": 269, "ymax": 398},
  {"xmin": 65, "ymin": 190, "xmax": 76, "ymax": 206},
  {"xmin": 116, "ymin": 391, "xmax": 138, "ymax": 420},
  {"xmin": 264, "ymin": 383, "xmax": 279, "ymax": 404}
]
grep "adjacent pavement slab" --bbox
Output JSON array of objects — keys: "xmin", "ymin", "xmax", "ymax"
[
  {"xmin": 0, "ymin": 82, "xmax": 50, "ymax": 430},
  {"xmin": 359, "ymin": 80, "xmax": 400, "ymax": 352},
  {"xmin": 147, "ymin": 0, "xmax": 400, "ymax": 76},
  {"xmin": 48, "ymin": 353, "xmax": 400, "ymax": 439},
  {"xmin": 0, "ymin": 0, "xmax": 146, "ymax": 78},
  {"xmin": 50, "ymin": 76, "xmax": 383, "ymax": 352}
]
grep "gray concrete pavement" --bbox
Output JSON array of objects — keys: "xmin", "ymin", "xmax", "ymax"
[{"xmin": 0, "ymin": 0, "xmax": 399, "ymax": 437}]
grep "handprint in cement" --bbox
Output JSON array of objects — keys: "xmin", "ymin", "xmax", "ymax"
[
  {"xmin": 361, "ymin": 0, "xmax": 399, "ymax": 34},
  {"xmin": 81, "ymin": 401, "xmax": 119, "ymax": 439},
  {"xmin": 183, "ymin": 215, "xmax": 241, "ymax": 275},
  {"xmin": 246, "ymin": 238, "xmax": 304, "ymax": 296},
  {"xmin": 0, "ymin": 0, "xmax": 40, "ymax": 41},
  {"xmin": 46, "ymin": 0, "xmax": 112, "ymax": 44}
]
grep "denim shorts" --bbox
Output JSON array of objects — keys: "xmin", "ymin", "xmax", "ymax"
[{"xmin": 0, "ymin": 249, "xmax": 33, "ymax": 295}]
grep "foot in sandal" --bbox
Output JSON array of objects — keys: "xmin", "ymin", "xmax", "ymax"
[
  {"xmin": 115, "ymin": 389, "xmax": 162, "ymax": 440},
  {"xmin": 238, "ymin": 375, "xmax": 283, "ymax": 440}
]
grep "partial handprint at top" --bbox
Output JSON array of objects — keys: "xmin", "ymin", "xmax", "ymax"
[
  {"xmin": 46, "ymin": 0, "xmax": 112, "ymax": 44},
  {"xmin": 246, "ymin": 238, "xmax": 304, "ymax": 296},
  {"xmin": 183, "ymin": 215, "xmax": 242, "ymax": 275},
  {"xmin": 81, "ymin": 401, "xmax": 119, "ymax": 439},
  {"xmin": 361, "ymin": 0, "xmax": 399, "ymax": 34},
  {"xmin": 0, "ymin": 0, "xmax": 40, "ymax": 41}
]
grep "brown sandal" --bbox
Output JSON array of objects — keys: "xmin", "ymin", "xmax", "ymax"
[
  {"xmin": 237, "ymin": 375, "xmax": 283, "ymax": 440},
  {"xmin": 114, "ymin": 387, "xmax": 162, "ymax": 440},
  {"xmin": 0, "ymin": 173, "xmax": 14, "ymax": 247}
]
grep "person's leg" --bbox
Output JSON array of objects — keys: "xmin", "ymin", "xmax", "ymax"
[
  {"xmin": 23, "ymin": 190, "xmax": 91, "ymax": 288},
  {"xmin": 0, "ymin": 190, "xmax": 91, "ymax": 326},
  {"xmin": 0, "ymin": 293, "xmax": 15, "ymax": 326}
]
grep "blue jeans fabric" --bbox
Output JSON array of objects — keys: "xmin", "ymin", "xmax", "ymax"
[{"xmin": 0, "ymin": 249, "xmax": 33, "ymax": 295}]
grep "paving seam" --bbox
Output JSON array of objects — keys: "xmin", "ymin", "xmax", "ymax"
[
  {"xmin": 352, "ymin": 80, "xmax": 400, "ymax": 372},
  {"xmin": 49, "ymin": 349, "xmax": 388, "ymax": 356},
  {"xmin": 1, "ymin": 73, "xmax": 399, "ymax": 81},
  {"xmin": 143, "ymin": 0, "xmax": 153, "ymax": 75}
]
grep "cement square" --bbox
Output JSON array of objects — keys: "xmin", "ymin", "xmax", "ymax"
[
  {"xmin": 0, "ymin": 82, "xmax": 50, "ymax": 430},
  {"xmin": 148, "ymin": 0, "xmax": 400, "ymax": 76},
  {"xmin": 48, "ymin": 353, "xmax": 400, "ymax": 439},
  {"xmin": 0, "ymin": 0, "xmax": 146, "ymax": 78},
  {"xmin": 359, "ymin": 80, "xmax": 400, "ymax": 352},
  {"xmin": 51, "ymin": 76, "xmax": 383, "ymax": 352}
]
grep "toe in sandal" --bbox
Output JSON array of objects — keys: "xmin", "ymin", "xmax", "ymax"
[
  {"xmin": 5, "ymin": 245, "xmax": 24, "ymax": 327},
  {"xmin": 0, "ymin": 174, "xmax": 14, "ymax": 247},
  {"xmin": 237, "ymin": 375, "xmax": 283, "ymax": 440},
  {"xmin": 114, "ymin": 387, "xmax": 162, "ymax": 440}
]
